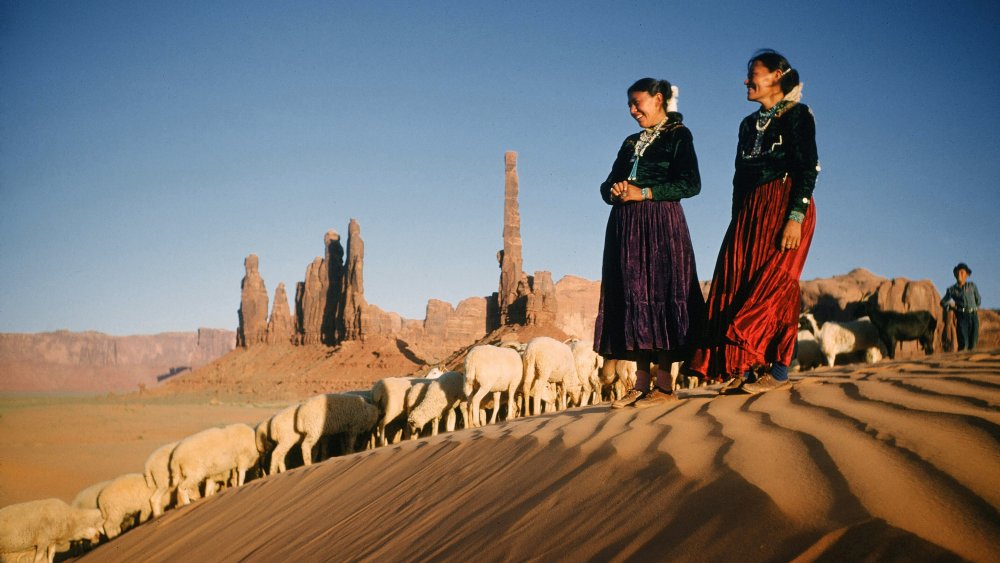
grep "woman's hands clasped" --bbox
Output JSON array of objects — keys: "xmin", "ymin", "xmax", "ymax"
[{"xmin": 611, "ymin": 181, "xmax": 643, "ymax": 203}]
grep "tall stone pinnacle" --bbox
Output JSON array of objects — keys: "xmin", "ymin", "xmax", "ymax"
[
  {"xmin": 342, "ymin": 218, "xmax": 367, "ymax": 341},
  {"xmin": 266, "ymin": 282, "xmax": 295, "ymax": 345},
  {"xmin": 498, "ymin": 151, "xmax": 524, "ymax": 325},
  {"xmin": 236, "ymin": 254, "xmax": 269, "ymax": 348}
]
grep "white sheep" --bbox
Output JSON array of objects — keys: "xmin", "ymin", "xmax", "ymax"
[
  {"xmin": 71, "ymin": 480, "xmax": 111, "ymax": 510},
  {"xmin": 372, "ymin": 377, "xmax": 431, "ymax": 446},
  {"xmin": 463, "ymin": 345, "xmax": 523, "ymax": 427},
  {"xmin": 403, "ymin": 381, "xmax": 431, "ymax": 440},
  {"xmin": 143, "ymin": 441, "xmax": 178, "ymax": 517},
  {"xmin": 598, "ymin": 358, "xmax": 637, "ymax": 401},
  {"xmin": 817, "ymin": 316, "xmax": 883, "ymax": 367},
  {"xmin": 407, "ymin": 370, "xmax": 467, "ymax": 437},
  {"xmin": 568, "ymin": 340, "xmax": 602, "ymax": 406},
  {"xmin": 793, "ymin": 329, "xmax": 825, "ymax": 371},
  {"xmin": 0, "ymin": 498, "xmax": 103, "ymax": 563},
  {"xmin": 170, "ymin": 423, "xmax": 260, "ymax": 506},
  {"xmin": 295, "ymin": 393, "xmax": 379, "ymax": 464},
  {"xmin": 522, "ymin": 337, "xmax": 582, "ymax": 416},
  {"xmin": 258, "ymin": 403, "xmax": 301, "ymax": 475},
  {"xmin": 97, "ymin": 472, "xmax": 153, "ymax": 539}
]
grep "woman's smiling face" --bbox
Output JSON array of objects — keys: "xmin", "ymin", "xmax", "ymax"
[
  {"xmin": 745, "ymin": 60, "xmax": 783, "ymax": 106},
  {"xmin": 628, "ymin": 91, "xmax": 666, "ymax": 129}
]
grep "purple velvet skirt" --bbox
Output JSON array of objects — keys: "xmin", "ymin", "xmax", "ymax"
[{"xmin": 594, "ymin": 200, "xmax": 705, "ymax": 360}]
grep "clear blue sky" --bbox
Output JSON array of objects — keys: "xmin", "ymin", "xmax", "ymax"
[{"xmin": 2, "ymin": 1, "xmax": 998, "ymax": 335}]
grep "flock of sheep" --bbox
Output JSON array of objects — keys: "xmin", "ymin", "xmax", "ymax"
[
  {"xmin": 793, "ymin": 300, "xmax": 937, "ymax": 371},
  {"xmin": 0, "ymin": 336, "xmax": 646, "ymax": 562},
  {"xmin": 2, "ymin": 305, "xmax": 936, "ymax": 561}
]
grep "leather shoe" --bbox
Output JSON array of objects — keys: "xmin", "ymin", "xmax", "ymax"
[
  {"xmin": 739, "ymin": 374, "xmax": 789, "ymax": 394},
  {"xmin": 633, "ymin": 387, "xmax": 678, "ymax": 409}
]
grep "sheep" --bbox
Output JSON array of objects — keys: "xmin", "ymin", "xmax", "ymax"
[
  {"xmin": 463, "ymin": 345, "xmax": 523, "ymax": 427},
  {"xmin": 372, "ymin": 377, "xmax": 431, "ymax": 446},
  {"xmin": 295, "ymin": 393, "xmax": 378, "ymax": 464},
  {"xmin": 865, "ymin": 300, "xmax": 937, "ymax": 359},
  {"xmin": 258, "ymin": 403, "xmax": 301, "ymax": 475},
  {"xmin": 0, "ymin": 498, "xmax": 103, "ymax": 563},
  {"xmin": 817, "ymin": 316, "xmax": 883, "ymax": 367},
  {"xmin": 794, "ymin": 329, "xmax": 825, "ymax": 371},
  {"xmin": 143, "ymin": 441, "xmax": 178, "ymax": 517},
  {"xmin": 71, "ymin": 480, "xmax": 111, "ymax": 510},
  {"xmin": 568, "ymin": 340, "xmax": 602, "ymax": 406},
  {"xmin": 97, "ymin": 472, "xmax": 154, "ymax": 539},
  {"xmin": 598, "ymin": 358, "xmax": 637, "ymax": 401},
  {"xmin": 170, "ymin": 423, "xmax": 260, "ymax": 506},
  {"xmin": 521, "ymin": 337, "xmax": 582, "ymax": 416},
  {"xmin": 799, "ymin": 312, "xmax": 820, "ymax": 336},
  {"xmin": 407, "ymin": 371, "xmax": 467, "ymax": 438}
]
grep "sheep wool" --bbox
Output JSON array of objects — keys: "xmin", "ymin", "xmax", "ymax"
[
  {"xmin": 262, "ymin": 403, "xmax": 302, "ymax": 475},
  {"xmin": 463, "ymin": 345, "xmax": 523, "ymax": 428},
  {"xmin": 817, "ymin": 317, "xmax": 882, "ymax": 367},
  {"xmin": 97, "ymin": 473, "xmax": 154, "ymax": 539},
  {"xmin": 170, "ymin": 424, "xmax": 260, "ymax": 506},
  {"xmin": 0, "ymin": 498, "xmax": 103, "ymax": 563},
  {"xmin": 407, "ymin": 371, "xmax": 467, "ymax": 437},
  {"xmin": 522, "ymin": 337, "xmax": 582, "ymax": 416},
  {"xmin": 568, "ymin": 340, "xmax": 602, "ymax": 406},
  {"xmin": 295, "ymin": 393, "xmax": 379, "ymax": 464},
  {"xmin": 71, "ymin": 479, "xmax": 111, "ymax": 510},
  {"xmin": 372, "ymin": 377, "xmax": 431, "ymax": 446},
  {"xmin": 143, "ymin": 441, "xmax": 178, "ymax": 517}
]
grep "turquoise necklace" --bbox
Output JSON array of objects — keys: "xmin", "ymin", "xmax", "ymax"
[{"xmin": 628, "ymin": 116, "xmax": 669, "ymax": 181}]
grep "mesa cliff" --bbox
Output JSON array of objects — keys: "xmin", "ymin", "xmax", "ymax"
[{"xmin": 0, "ymin": 328, "xmax": 234, "ymax": 392}]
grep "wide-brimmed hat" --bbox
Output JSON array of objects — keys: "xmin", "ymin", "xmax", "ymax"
[{"xmin": 953, "ymin": 262, "xmax": 972, "ymax": 275}]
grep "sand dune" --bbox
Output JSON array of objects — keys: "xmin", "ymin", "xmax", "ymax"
[{"xmin": 73, "ymin": 352, "xmax": 1000, "ymax": 561}]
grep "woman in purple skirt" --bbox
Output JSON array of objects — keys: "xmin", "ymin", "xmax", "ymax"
[{"xmin": 594, "ymin": 77, "xmax": 705, "ymax": 409}]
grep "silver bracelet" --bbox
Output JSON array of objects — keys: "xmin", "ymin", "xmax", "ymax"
[
  {"xmin": 641, "ymin": 188, "xmax": 651, "ymax": 200},
  {"xmin": 787, "ymin": 210, "xmax": 805, "ymax": 223}
]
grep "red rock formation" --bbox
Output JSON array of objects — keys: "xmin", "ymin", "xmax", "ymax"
[
  {"xmin": 266, "ymin": 283, "xmax": 295, "ymax": 345},
  {"xmin": 341, "ymin": 219, "xmax": 367, "ymax": 341},
  {"xmin": 323, "ymin": 230, "xmax": 345, "ymax": 344},
  {"xmin": 497, "ymin": 151, "xmax": 523, "ymax": 327},
  {"xmin": 0, "ymin": 329, "xmax": 236, "ymax": 392},
  {"xmin": 298, "ymin": 257, "xmax": 327, "ymax": 345},
  {"xmin": 296, "ymin": 230, "xmax": 346, "ymax": 346},
  {"xmin": 525, "ymin": 271, "xmax": 558, "ymax": 327},
  {"xmin": 799, "ymin": 268, "xmax": 886, "ymax": 322},
  {"xmin": 237, "ymin": 254, "xmax": 269, "ymax": 348},
  {"xmin": 554, "ymin": 275, "xmax": 601, "ymax": 340}
]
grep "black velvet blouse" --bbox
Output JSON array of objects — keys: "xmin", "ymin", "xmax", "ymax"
[
  {"xmin": 599, "ymin": 112, "xmax": 701, "ymax": 205},
  {"xmin": 733, "ymin": 102, "xmax": 819, "ymax": 217}
]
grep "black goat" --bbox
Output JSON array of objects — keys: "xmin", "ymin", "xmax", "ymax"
[{"xmin": 864, "ymin": 299, "xmax": 937, "ymax": 359}]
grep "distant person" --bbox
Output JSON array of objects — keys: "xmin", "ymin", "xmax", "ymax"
[
  {"xmin": 594, "ymin": 77, "xmax": 705, "ymax": 408},
  {"xmin": 941, "ymin": 262, "xmax": 980, "ymax": 350},
  {"xmin": 687, "ymin": 49, "xmax": 819, "ymax": 394}
]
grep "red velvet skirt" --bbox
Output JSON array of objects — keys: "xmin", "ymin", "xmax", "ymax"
[{"xmin": 688, "ymin": 176, "xmax": 816, "ymax": 380}]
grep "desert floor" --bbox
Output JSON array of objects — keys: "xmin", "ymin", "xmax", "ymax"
[
  {"xmin": 3, "ymin": 351, "xmax": 999, "ymax": 562},
  {"xmin": 0, "ymin": 394, "xmax": 280, "ymax": 508}
]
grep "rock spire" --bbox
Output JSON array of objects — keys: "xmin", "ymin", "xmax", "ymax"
[
  {"xmin": 266, "ymin": 283, "xmax": 295, "ymax": 345},
  {"xmin": 237, "ymin": 254, "xmax": 269, "ymax": 348},
  {"xmin": 498, "ymin": 151, "xmax": 523, "ymax": 326}
]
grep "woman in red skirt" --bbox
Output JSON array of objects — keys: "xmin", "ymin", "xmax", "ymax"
[{"xmin": 688, "ymin": 50, "xmax": 819, "ymax": 394}]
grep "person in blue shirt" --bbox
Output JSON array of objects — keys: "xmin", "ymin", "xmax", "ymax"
[{"xmin": 941, "ymin": 262, "xmax": 981, "ymax": 350}]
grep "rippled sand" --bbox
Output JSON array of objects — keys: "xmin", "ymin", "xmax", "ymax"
[{"xmin": 72, "ymin": 351, "xmax": 1000, "ymax": 561}]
